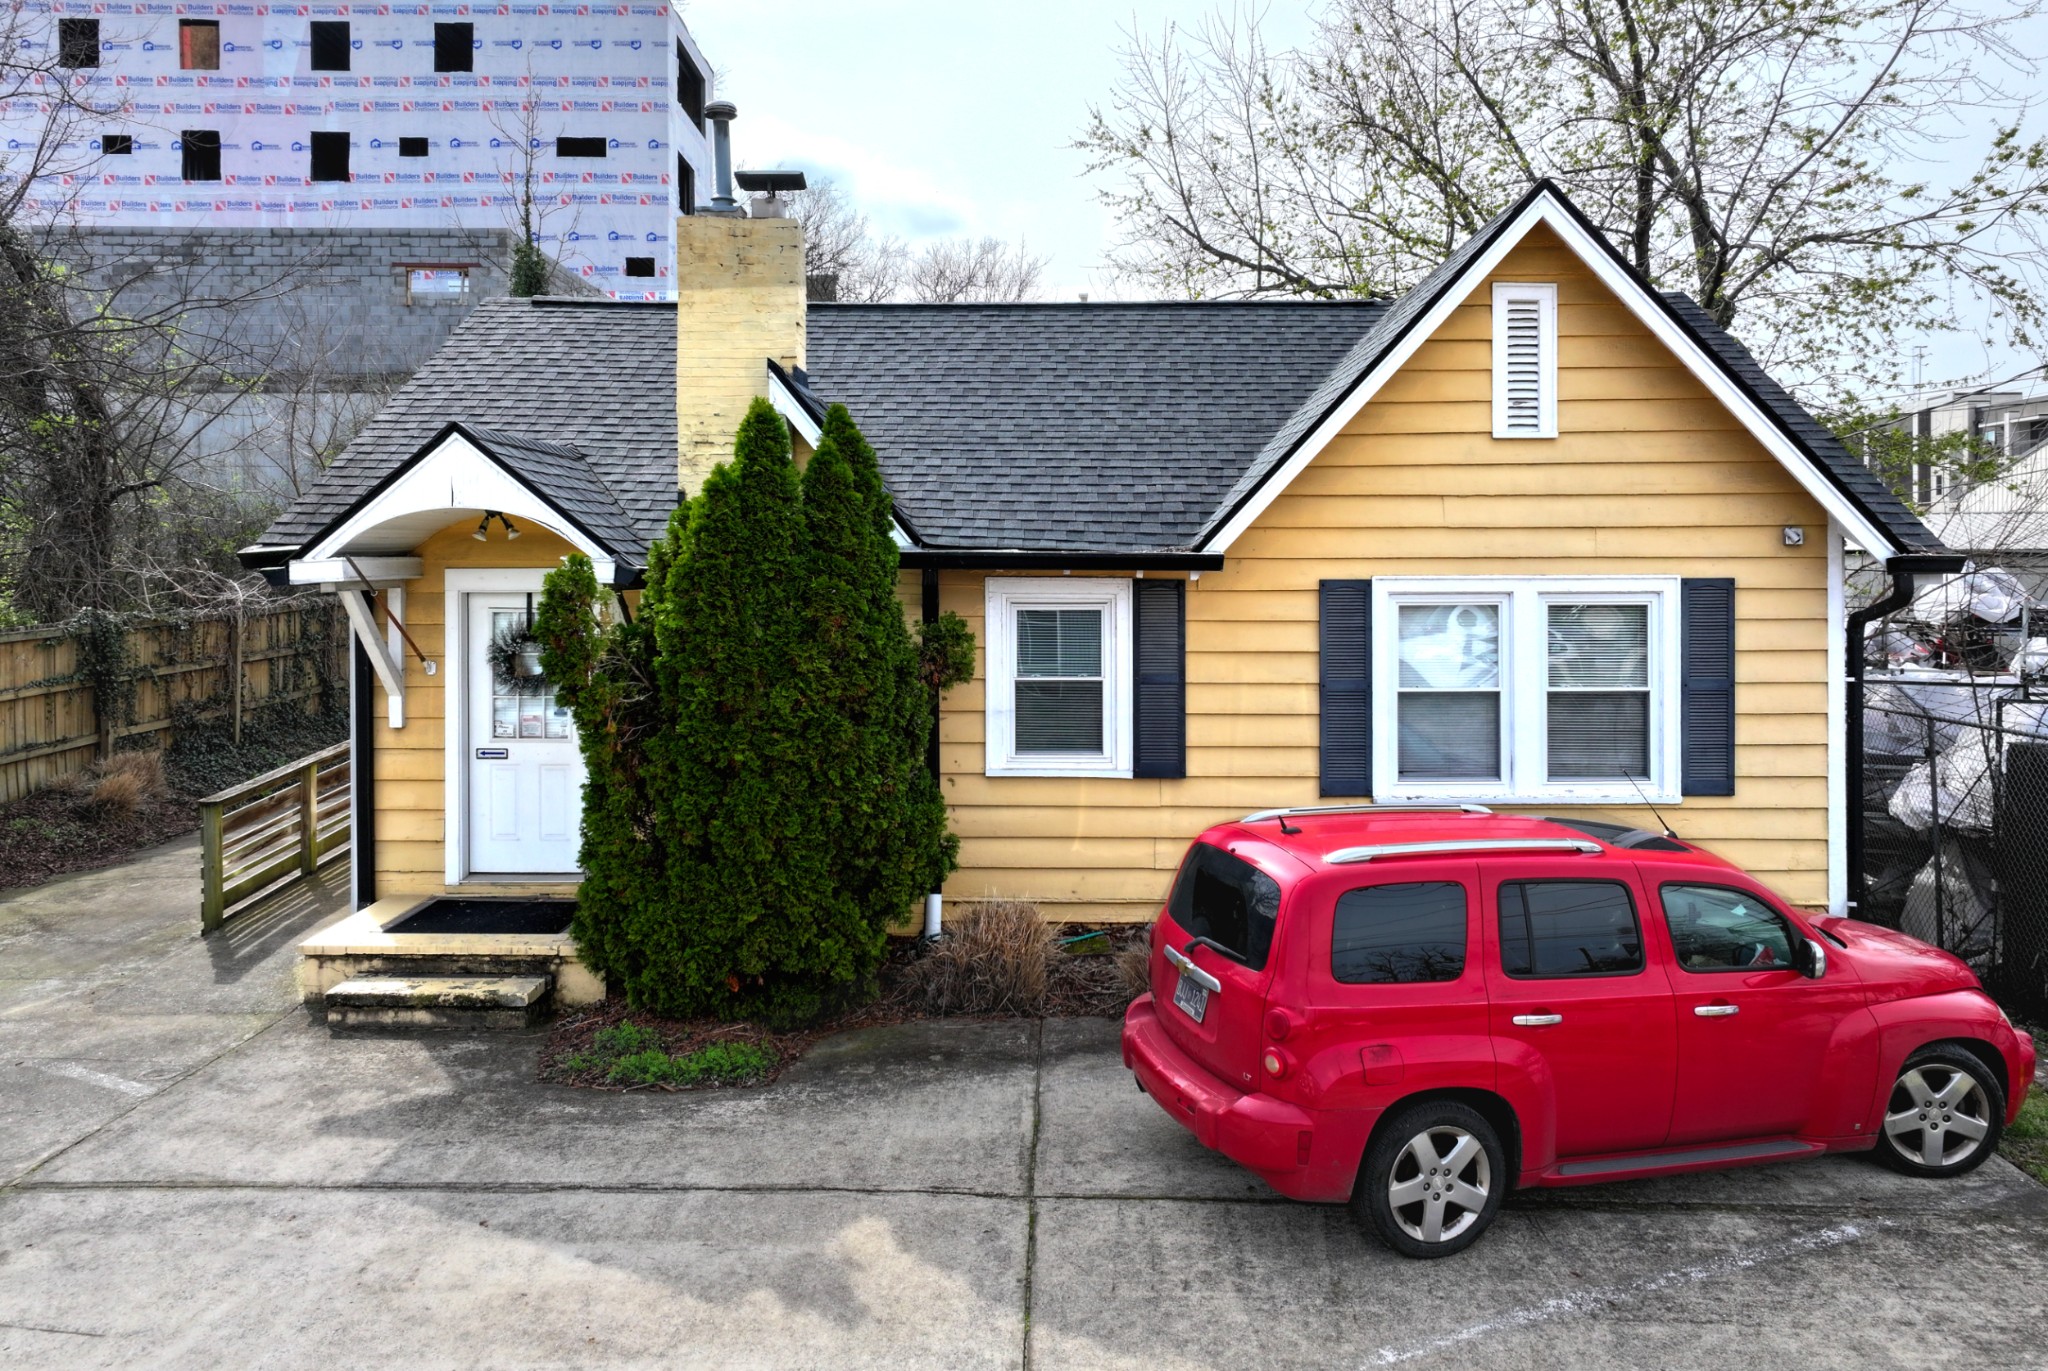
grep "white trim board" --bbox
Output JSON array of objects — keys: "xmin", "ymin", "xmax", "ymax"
[
  {"xmin": 302, "ymin": 431, "xmax": 619, "ymax": 585},
  {"xmin": 1826, "ymin": 522, "xmax": 1849, "ymax": 915},
  {"xmin": 1200, "ymin": 190, "xmax": 1899, "ymax": 558},
  {"xmin": 768, "ymin": 366, "xmax": 917, "ymax": 551},
  {"xmin": 442, "ymin": 568, "xmax": 560, "ymax": 888},
  {"xmin": 983, "ymin": 576, "xmax": 1135, "ymax": 778}
]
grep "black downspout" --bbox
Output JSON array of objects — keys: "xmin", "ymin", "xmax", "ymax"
[
  {"xmin": 921, "ymin": 566, "xmax": 942, "ymax": 939},
  {"xmin": 922, "ymin": 567, "xmax": 940, "ymax": 785},
  {"xmin": 351, "ymin": 637, "xmax": 377, "ymax": 910},
  {"xmin": 1844, "ymin": 553, "xmax": 1967, "ymax": 915}
]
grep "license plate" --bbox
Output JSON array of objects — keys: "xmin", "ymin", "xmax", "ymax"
[{"xmin": 1172, "ymin": 970, "xmax": 1209, "ymax": 1024}]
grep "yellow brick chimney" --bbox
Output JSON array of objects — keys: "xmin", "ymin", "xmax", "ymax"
[{"xmin": 673, "ymin": 210, "xmax": 805, "ymax": 495}]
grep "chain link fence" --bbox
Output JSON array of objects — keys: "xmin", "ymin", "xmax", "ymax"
[{"xmin": 1859, "ymin": 674, "xmax": 2048, "ymax": 1019}]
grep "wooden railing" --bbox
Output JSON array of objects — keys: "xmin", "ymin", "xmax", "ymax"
[{"xmin": 199, "ymin": 742, "xmax": 351, "ymax": 932}]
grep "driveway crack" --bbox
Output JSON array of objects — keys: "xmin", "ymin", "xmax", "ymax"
[{"xmin": 1021, "ymin": 1017, "xmax": 1044, "ymax": 1371}]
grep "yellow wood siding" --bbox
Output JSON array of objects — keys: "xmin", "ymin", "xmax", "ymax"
[
  {"xmin": 932, "ymin": 224, "xmax": 1833, "ymax": 920},
  {"xmin": 367, "ymin": 520, "xmax": 585, "ymax": 897}
]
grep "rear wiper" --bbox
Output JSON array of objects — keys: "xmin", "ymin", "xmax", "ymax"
[{"xmin": 1184, "ymin": 935, "xmax": 1248, "ymax": 966}]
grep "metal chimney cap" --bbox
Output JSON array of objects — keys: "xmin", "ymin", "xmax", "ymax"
[
  {"xmin": 703, "ymin": 100, "xmax": 737, "ymax": 121},
  {"xmin": 735, "ymin": 169, "xmax": 807, "ymax": 194}
]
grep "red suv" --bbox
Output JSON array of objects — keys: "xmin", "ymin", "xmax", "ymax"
[{"xmin": 1122, "ymin": 805, "xmax": 2036, "ymax": 1258}]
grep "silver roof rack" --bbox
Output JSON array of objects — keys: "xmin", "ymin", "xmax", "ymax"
[
  {"xmin": 1326, "ymin": 838, "xmax": 1602, "ymax": 864},
  {"xmin": 1240, "ymin": 803, "xmax": 1494, "ymax": 823}
]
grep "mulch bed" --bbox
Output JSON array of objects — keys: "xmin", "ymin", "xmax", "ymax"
[
  {"xmin": 539, "ymin": 924, "xmax": 1149, "ymax": 1092},
  {"xmin": 0, "ymin": 784, "xmax": 200, "ymax": 894}
]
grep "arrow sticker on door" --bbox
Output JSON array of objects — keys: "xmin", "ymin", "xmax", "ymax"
[{"xmin": 474, "ymin": 748, "xmax": 509, "ymax": 759}]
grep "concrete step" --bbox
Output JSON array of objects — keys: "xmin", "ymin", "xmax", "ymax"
[{"xmin": 324, "ymin": 974, "xmax": 552, "ymax": 1029}]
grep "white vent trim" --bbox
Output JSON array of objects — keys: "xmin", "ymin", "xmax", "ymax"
[{"xmin": 1492, "ymin": 282, "xmax": 1557, "ymax": 439}]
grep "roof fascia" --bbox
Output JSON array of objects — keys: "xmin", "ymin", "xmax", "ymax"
[
  {"xmin": 768, "ymin": 362, "xmax": 917, "ymax": 550},
  {"xmin": 899, "ymin": 549, "xmax": 1224, "ymax": 571},
  {"xmin": 298, "ymin": 424, "xmax": 626, "ymax": 583},
  {"xmin": 766, "ymin": 364, "xmax": 824, "ymax": 445},
  {"xmin": 1199, "ymin": 191, "xmax": 1901, "ymax": 558}
]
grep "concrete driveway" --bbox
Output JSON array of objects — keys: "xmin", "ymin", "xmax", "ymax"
[{"xmin": 4, "ymin": 840, "xmax": 2046, "ymax": 1370}]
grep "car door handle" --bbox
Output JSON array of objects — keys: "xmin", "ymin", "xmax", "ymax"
[
  {"xmin": 1163, "ymin": 945, "xmax": 1222, "ymax": 994},
  {"xmin": 1512, "ymin": 1013, "xmax": 1563, "ymax": 1026},
  {"xmin": 1694, "ymin": 1004, "xmax": 1740, "ymax": 1017}
]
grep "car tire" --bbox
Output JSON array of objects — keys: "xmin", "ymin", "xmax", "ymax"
[
  {"xmin": 1353, "ymin": 1100, "xmax": 1507, "ymax": 1259},
  {"xmin": 1870, "ymin": 1043, "xmax": 2005, "ymax": 1179}
]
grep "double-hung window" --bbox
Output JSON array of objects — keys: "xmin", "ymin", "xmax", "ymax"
[
  {"xmin": 1373, "ymin": 577, "xmax": 1680, "ymax": 803},
  {"xmin": 986, "ymin": 578, "xmax": 1132, "ymax": 777}
]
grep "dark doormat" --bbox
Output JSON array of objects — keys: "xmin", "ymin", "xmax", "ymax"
[{"xmin": 387, "ymin": 898, "xmax": 575, "ymax": 936}]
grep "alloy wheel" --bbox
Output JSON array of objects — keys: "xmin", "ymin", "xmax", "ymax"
[
  {"xmin": 1387, "ymin": 1124, "xmax": 1492, "ymax": 1244},
  {"xmin": 1883, "ymin": 1064, "xmax": 1992, "ymax": 1169}
]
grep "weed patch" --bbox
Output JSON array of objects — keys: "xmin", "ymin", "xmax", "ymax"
[
  {"xmin": 548, "ymin": 1016, "xmax": 782, "ymax": 1091},
  {"xmin": 2000, "ymin": 1034, "xmax": 2047, "ymax": 1186}
]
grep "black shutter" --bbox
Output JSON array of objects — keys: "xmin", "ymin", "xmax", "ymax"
[
  {"xmin": 1320, "ymin": 580, "xmax": 1372, "ymax": 796},
  {"xmin": 1133, "ymin": 579, "xmax": 1186, "ymax": 779},
  {"xmin": 1680, "ymin": 578, "xmax": 1736, "ymax": 796}
]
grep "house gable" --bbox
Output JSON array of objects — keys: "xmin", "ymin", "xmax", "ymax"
[{"xmin": 1200, "ymin": 184, "xmax": 1915, "ymax": 559}]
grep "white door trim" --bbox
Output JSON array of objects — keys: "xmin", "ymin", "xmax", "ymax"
[{"xmin": 444, "ymin": 568, "xmax": 559, "ymax": 886}]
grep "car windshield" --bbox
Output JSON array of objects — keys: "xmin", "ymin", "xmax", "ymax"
[{"xmin": 1166, "ymin": 842, "xmax": 1281, "ymax": 970}]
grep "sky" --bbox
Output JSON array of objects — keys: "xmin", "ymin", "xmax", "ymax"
[
  {"xmin": 686, "ymin": 0, "xmax": 2047, "ymax": 401},
  {"xmin": 685, "ymin": 0, "xmax": 1314, "ymax": 302}
]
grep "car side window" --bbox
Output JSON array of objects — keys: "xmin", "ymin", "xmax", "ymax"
[
  {"xmin": 1661, "ymin": 884, "xmax": 1797, "ymax": 972},
  {"xmin": 1332, "ymin": 881, "xmax": 1467, "ymax": 984},
  {"xmin": 1498, "ymin": 880, "xmax": 1643, "ymax": 978}
]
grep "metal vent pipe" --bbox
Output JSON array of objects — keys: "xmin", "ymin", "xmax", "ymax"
[{"xmin": 704, "ymin": 100, "xmax": 737, "ymax": 211}]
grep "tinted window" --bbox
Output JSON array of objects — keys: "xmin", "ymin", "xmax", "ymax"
[
  {"xmin": 101, "ymin": 134, "xmax": 133, "ymax": 156},
  {"xmin": 310, "ymin": 21, "xmax": 351, "ymax": 71},
  {"xmin": 398, "ymin": 137, "xmax": 429, "ymax": 158},
  {"xmin": 1333, "ymin": 882, "xmax": 1466, "ymax": 984},
  {"xmin": 180, "ymin": 130, "xmax": 221, "ymax": 182},
  {"xmin": 1167, "ymin": 843, "xmax": 1281, "ymax": 971},
  {"xmin": 1498, "ymin": 880, "xmax": 1642, "ymax": 977},
  {"xmin": 1662, "ymin": 884, "xmax": 1797, "ymax": 971},
  {"xmin": 59, "ymin": 18, "xmax": 100, "ymax": 68},
  {"xmin": 557, "ymin": 136, "xmax": 608, "ymax": 158},
  {"xmin": 309, "ymin": 131, "xmax": 350, "ymax": 182},
  {"xmin": 434, "ymin": 22, "xmax": 474, "ymax": 73},
  {"xmin": 624, "ymin": 256, "xmax": 655, "ymax": 277}
]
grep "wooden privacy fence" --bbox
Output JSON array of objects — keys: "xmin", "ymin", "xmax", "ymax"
[
  {"xmin": 200, "ymin": 742, "xmax": 351, "ymax": 932},
  {"xmin": 0, "ymin": 601, "xmax": 347, "ymax": 804}
]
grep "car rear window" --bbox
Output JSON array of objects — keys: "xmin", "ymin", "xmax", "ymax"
[
  {"xmin": 1332, "ymin": 881, "xmax": 1467, "ymax": 984},
  {"xmin": 1167, "ymin": 843, "xmax": 1281, "ymax": 970},
  {"xmin": 1498, "ymin": 880, "xmax": 1643, "ymax": 977}
]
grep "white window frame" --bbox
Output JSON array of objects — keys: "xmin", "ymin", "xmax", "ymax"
[
  {"xmin": 1492, "ymin": 282, "xmax": 1558, "ymax": 439},
  {"xmin": 985, "ymin": 577, "xmax": 1133, "ymax": 778},
  {"xmin": 1372, "ymin": 576, "xmax": 1683, "ymax": 804}
]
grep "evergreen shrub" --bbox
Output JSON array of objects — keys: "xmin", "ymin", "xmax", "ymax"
[{"xmin": 538, "ymin": 397, "xmax": 974, "ymax": 1024}]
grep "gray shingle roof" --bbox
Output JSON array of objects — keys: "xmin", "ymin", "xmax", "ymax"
[
  {"xmin": 255, "ymin": 209, "xmax": 1940, "ymax": 562},
  {"xmin": 455, "ymin": 425, "xmax": 643, "ymax": 558},
  {"xmin": 803, "ymin": 301, "xmax": 1387, "ymax": 552},
  {"xmin": 257, "ymin": 297, "xmax": 679, "ymax": 559}
]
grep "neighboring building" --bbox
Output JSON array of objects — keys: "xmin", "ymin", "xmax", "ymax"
[
  {"xmin": 246, "ymin": 182, "xmax": 1952, "ymax": 924},
  {"xmin": 1913, "ymin": 388, "xmax": 2048, "ymax": 590},
  {"xmin": 51, "ymin": 223, "xmax": 599, "ymax": 491},
  {"xmin": 1, "ymin": 2, "xmax": 716, "ymax": 298}
]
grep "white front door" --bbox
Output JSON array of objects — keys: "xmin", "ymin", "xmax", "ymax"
[{"xmin": 467, "ymin": 595, "xmax": 583, "ymax": 874}]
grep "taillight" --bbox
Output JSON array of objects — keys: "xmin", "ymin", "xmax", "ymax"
[
  {"xmin": 1264, "ymin": 1007, "xmax": 1294, "ymax": 1041},
  {"xmin": 1262, "ymin": 1047, "xmax": 1292, "ymax": 1079}
]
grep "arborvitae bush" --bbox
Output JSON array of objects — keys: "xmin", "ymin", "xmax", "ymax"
[{"xmin": 537, "ymin": 397, "xmax": 973, "ymax": 1025}]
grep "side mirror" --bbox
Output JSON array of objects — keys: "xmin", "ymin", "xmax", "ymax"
[{"xmin": 1800, "ymin": 937, "xmax": 1827, "ymax": 979}]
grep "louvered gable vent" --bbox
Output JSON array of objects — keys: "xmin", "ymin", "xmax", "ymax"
[{"xmin": 1492, "ymin": 283, "xmax": 1557, "ymax": 438}]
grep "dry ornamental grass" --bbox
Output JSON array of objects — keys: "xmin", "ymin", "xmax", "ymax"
[{"xmin": 900, "ymin": 899, "xmax": 1058, "ymax": 1016}]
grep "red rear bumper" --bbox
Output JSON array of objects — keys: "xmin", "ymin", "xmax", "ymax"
[{"xmin": 1122, "ymin": 995, "xmax": 1353, "ymax": 1201}]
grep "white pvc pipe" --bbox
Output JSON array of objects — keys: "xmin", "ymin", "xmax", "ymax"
[{"xmin": 923, "ymin": 892, "xmax": 943, "ymax": 940}]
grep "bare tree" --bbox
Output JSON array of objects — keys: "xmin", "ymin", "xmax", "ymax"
[
  {"xmin": 903, "ymin": 236, "xmax": 1048, "ymax": 303},
  {"xmin": 787, "ymin": 177, "xmax": 906, "ymax": 302},
  {"xmin": 0, "ymin": 9, "xmax": 312, "ymax": 620},
  {"xmin": 788, "ymin": 176, "xmax": 1045, "ymax": 303},
  {"xmin": 1080, "ymin": 0, "xmax": 2048, "ymax": 401}
]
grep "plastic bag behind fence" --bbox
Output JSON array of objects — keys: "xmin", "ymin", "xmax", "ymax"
[
  {"xmin": 1889, "ymin": 729, "xmax": 1999, "ymax": 833},
  {"xmin": 1862, "ymin": 677, "xmax": 2016, "ymax": 758},
  {"xmin": 1900, "ymin": 839, "xmax": 1998, "ymax": 965}
]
